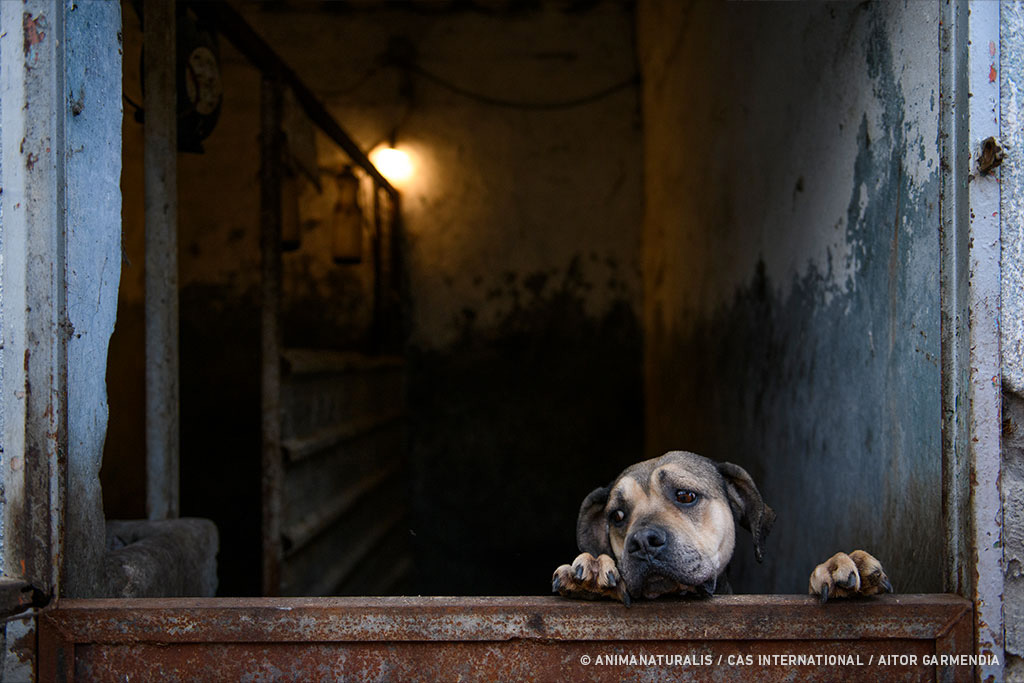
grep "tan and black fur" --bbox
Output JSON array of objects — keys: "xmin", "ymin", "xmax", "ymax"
[{"xmin": 552, "ymin": 451, "xmax": 891, "ymax": 604}]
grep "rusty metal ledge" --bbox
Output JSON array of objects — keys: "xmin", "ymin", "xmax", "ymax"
[{"xmin": 42, "ymin": 594, "xmax": 969, "ymax": 644}]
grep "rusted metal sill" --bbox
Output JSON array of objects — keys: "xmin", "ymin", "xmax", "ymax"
[
  {"xmin": 41, "ymin": 594, "xmax": 968, "ymax": 643},
  {"xmin": 39, "ymin": 595, "xmax": 973, "ymax": 681}
]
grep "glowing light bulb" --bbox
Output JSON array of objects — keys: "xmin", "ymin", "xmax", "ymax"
[{"xmin": 369, "ymin": 146, "xmax": 414, "ymax": 186}]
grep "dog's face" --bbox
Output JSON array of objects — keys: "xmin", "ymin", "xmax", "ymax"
[{"xmin": 576, "ymin": 451, "xmax": 775, "ymax": 600}]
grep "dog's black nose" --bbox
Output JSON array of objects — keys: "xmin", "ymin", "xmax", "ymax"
[{"xmin": 627, "ymin": 526, "xmax": 667, "ymax": 556}]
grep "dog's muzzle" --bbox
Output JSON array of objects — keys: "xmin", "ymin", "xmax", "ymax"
[
  {"xmin": 622, "ymin": 525, "xmax": 715, "ymax": 599},
  {"xmin": 627, "ymin": 526, "xmax": 668, "ymax": 558}
]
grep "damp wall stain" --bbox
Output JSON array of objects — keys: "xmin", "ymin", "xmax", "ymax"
[
  {"xmin": 639, "ymin": 1, "xmax": 942, "ymax": 593},
  {"xmin": 407, "ymin": 276, "xmax": 643, "ymax": 595}
]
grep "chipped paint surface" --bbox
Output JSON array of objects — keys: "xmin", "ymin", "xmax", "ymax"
[
  {"xmin": 640, "ymin": 1, "xmax": 942, "ymax": 594},
  {"xmin": 22, "ymin": 13, "xmax": 46, "ymax": 59},
  {"xmin": 965, "ymin": 3, "xmax": 1005, "ymax": 679},
  {"xmin": 1001, "ymin": 0, "xmax": 1024, "ymax": 675},
  {"xmin": 1002, "ymin": 1, "xmax": 1024, "ymax": 395},
  {"xmin": 2, "ymin": 0, "xmax": 122, "ymax": 622},
  {"xmin": 64, "ymin": 0, "xmax": 123, "ymax": 597}
]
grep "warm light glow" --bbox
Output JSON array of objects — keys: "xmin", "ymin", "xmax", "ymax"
[{"xmin": 369, "ymin": 146, "xmax": 414, "ymax": 186}]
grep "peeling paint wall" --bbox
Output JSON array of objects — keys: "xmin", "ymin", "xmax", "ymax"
[
  {"xmin": 638, "ymin": 1, "xmax": 942, "ymax": 593},
  {"xmin": 1, "ymin": 0, "xmax": 122, "ymax": 605},
  {"xmin": 1001, "ymin": 1, "xmax": 1024, "ymax": 677},
  {"xmin": 64, "ymin": 0, "xmax": 124, "ymax": 598}
]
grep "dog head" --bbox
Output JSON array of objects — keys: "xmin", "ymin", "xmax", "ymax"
[{"xmin": 576, "ymin": 451, "xmax": 775, "ymax": 599}]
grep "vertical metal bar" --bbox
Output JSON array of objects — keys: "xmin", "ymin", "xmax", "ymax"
[
  {"xmin": 1, "ymin": 1, "xmax": 68, "ymax": 676},
  {"xmin": 0, "ymin": 0, "xmax": 68, "ymax": 596},
  {"xmin": 144, "ymin": 0, "xmax": 179, "ymax": 521},
  {"xmin": 260, "ymin": 75, "xmax": 285, "ymax": 597},
  {"xmin": 389, "ymin": 192, "xmax": 407, "ymax": 350},
  {"xmin": 939, "ymin": 0, "xmax": 972, "ymax": 603},
  {"xmin": 965, "ymin": 2, "xmax": 1005, "ymax": 677},
  {"xmin": 941, "ymin": 1, "xmax": 1005, "ymax": 677},
  {"xmin": 371, "ymin": 183, "xmax": 384, "ymax": 351}
]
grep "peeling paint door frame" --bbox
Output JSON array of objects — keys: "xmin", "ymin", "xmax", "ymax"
[
  {"xmin": 0, "ymin": 0, "xmax": 70, "ymax": 679},
  {"xmin": 939, "ymin": 0, "xmax": 1004, "ymax": 678},
  {"xmin": 2, "ymin": 0, "xmax": 124, "ymax": 679}
]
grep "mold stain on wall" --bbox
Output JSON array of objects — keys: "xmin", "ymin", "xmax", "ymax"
[
  {"xmin": 639, "ymin": 1, "xmax": 942, "ymax": 593},
  {"xmin": 408, "ymin": 254, "xmax": 643, "ymax": 594}
]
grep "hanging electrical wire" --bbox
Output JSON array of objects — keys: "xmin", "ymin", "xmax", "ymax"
[
  {"xmin": 405, "ymin": 63, "xmax": 641, "ymax": 111},
  {"xmin": 321, "ymin": 63, "xmax": 383, "ymax": 98}
]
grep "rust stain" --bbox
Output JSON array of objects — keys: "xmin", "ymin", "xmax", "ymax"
[
  {"xmin": 988, "ymin": 64, "xmax": 997, "ymax": 83},
  {"xmin": 22, "ymin": 13, "xmax": 46, "ymax": 56},
  {"xmin": 37, "ymin": 596, "xmax": 976, "ymax": 682}
]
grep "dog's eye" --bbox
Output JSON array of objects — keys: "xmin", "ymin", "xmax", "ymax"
[
  {"xmin": 676, "ymin": 490, "xmax": 698, "ymax": 506},
  {"xmin": 610, "ymin": 509, "xmax": 626, "ymax": 526}
]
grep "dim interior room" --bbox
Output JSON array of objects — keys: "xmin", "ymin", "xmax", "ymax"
[{"xmin": 101, "ymin": 0, "xmax": 947, "ymax": 602}]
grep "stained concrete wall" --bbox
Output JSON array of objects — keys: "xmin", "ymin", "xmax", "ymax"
[
  {"xmin": 638, "ymin": 1, "xmax": 943, "ymax": 594},
  {"xmin": 1001, "ymin": 2, "xmax": 1024, "ymax": 677}
]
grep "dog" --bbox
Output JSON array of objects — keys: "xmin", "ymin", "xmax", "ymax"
[{"xmin": 552, "ymin": 451, "xmax": 892, "ymax": 604}]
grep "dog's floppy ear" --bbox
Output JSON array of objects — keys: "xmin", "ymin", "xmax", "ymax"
[
  {"xmin": 576, "ymin": 485, "xmax": 612, "ymax": 556},
  {"xmin": 717, "ymin": 462, "xmax": 776, "ymax": 563}
]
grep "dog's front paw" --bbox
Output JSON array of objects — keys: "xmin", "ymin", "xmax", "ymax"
[
  {"xmin": 809, "ymin": 550, "xmax": 893, "ymax": 603},
  {"xmin": 552, "ymin": 552, "xmax": 630, "ymax": 605}
]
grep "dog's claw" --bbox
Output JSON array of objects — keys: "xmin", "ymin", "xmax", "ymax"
[
  {"xmin": 810, "ymin": 550, "xmax": 890, "ymax": 602},
  {"xmin": 554, "ymin": 553, "xmax": 625, "ymax": 604}
]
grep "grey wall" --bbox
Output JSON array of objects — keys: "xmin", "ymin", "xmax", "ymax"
[
  {"xmin": 638, "ymin": 1, "xmax": 943, "ymax": 594},
  {"xmin": 1001, "ymin": 1, "xmax": 1024, "ymax": 678}
]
